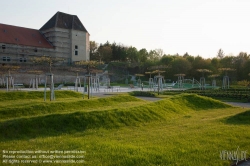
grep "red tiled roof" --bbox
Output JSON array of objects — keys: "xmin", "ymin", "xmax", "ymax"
[{"xmin": 0, "ymin": 24, "xmax": 54, "ymax": 49}]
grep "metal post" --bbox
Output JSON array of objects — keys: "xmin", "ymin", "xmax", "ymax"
[
  {"xmin": 6, "ymin": 76, "xmax": 9, "ymax": 92},
  {"xmin": 88, "ymin": 76, "xmax": 90, "ymax": 99},
  {"xmin": 44, "ymin": 75, "xmax": 47, "ymax": 101}
]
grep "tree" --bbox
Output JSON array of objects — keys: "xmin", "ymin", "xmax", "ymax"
[
  {"xmin": 138, "ymin": 48, "xmax": 148, "ymax": 63},
  {"xmin": 171, "ymin": 57, "xmax": 191, "ymax": 75},
  {"xmin": 160, "ymin": 55, "xmax": 174, "ymax": 65},
  {"xmin": 220, "ymin": 56, "xmax": 234, "ymax": 68},
  {"xmin": 98, "ymin": 45, "xmax": 112, "ymax": 63},
  {"xmin": 32, "ymin": 56, "xmax": 64, "ymax": 101},
  {"xmin": 183, "ymin": 52, "xmax": 189, "ymax": 58},
  {"xmin": 233, "ymin": 52, "xmax": 249, "ymax": 80},
  {"xmin": 210, "ymin": 57, "xmax": 220, "ymax": 73},
  {"xmin": 217, "ymin": 48, "xmax": 225, "ymax": 59},
  {"xmin": 127, "ymin": 47, "xmax": 138, "ymax": 63},
  {"xmin": 90, "ymin": 41, "xmax": 99, "ymax": 61},
  {"xmin": 185, "ymin": 55, "xmax": 195, "ymax": 63},
  {"xmin": 148, "ymin": 49, "xmax": 162, "ymax": 62}
]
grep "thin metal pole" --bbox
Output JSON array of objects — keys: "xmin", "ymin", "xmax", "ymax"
[
  {"xmin": 88, "ymin": 76, "xmax": 90, "ymax": 99},
  {"xmin": 44, "ymin": 76, "xmax": 47, "ymax": 101}
]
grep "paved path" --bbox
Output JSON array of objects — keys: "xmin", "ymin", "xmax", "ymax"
[
  {"xmin": 237, "ymin": 160, "xmax": 250, "ymax": 166},
  {"xmin": 225, "ymin": 102, "xmax": 250, "ymax": 108},
  {"xmin": 91, "ymin": 93, "xmax": 162, "ymax": 102},
  {"xmin": 134, "ymin": 96, "xmax": 162, "ymax": 101},
  {"xmin": 231, "ymin": 158, "xmax": 250, "ymax": 166}
]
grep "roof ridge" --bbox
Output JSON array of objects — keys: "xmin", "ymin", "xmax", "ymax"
[
  {"xmin": 72, "ymin": 15, "xmax": 75, "ymax": 29},
  {"xmin": 0, "ymin": 23, "xmax": 38, "ymax": 31},
  {"xmin": 55, "ymin": 11, "xmax": 59, "ymax": 27}
]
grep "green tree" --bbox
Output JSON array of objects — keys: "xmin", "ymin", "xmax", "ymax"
[
  {"xmin": 233, "ymin": 52, "xmax": 249, "ymax": 80},
  {"xmin": 138, "ymin": 48, "xmax": 148, "ymax": 63},
  {"xmin": 171, "ymin": 57, "xmax": 191, "ymax": 75},
  {"xmin": 160, "ymin": 55, "xmax": 174, "ymax": 65},
  {"xmin": 127, "ymin": 47, "xmax": 138, "ymax": 63},
  {"xmin": 90, "ymin": 41, "xmax": 99, "ymax": 61},
  {"xmin": 98, "ymin": 45, "xmax": 112, "ymax": 63},
  {"xmin": 148, "ymin": 49, "xmax": 162, "ymax": 62}
]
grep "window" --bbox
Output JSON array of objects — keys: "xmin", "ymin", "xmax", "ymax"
[
  {"xmin": 2, "ymin": 45, "xmax": 6, "ymax": 49},
  {"xmin": 75, "ymin": 45, "xmax": 78, "ymax": 56},
  {"xmin": 3, "ymin": 57, "xmax": 10, "ymax": 62},
  {"xmin": 19, "ymin": 57, "xmax": 27, "ymax": 62}
]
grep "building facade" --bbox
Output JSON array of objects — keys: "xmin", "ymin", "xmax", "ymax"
[{"xmin": 0, "ymin": 11, "xmax": 90, "ymax": 65}]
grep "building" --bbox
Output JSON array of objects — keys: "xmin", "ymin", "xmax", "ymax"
[{"xmin": 0, "ymin": 11, "xmax": 90, "ymax": 65}]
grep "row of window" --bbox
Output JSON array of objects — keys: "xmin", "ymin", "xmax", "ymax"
[
  {"xmin": 2, "ymin": 57, "xmax": 27, "ymax": 62},
  {"xmin": 2, "ymin": 45, "xmax": 79, "ymax": 56},
  {"xmin": 1, "ymin": 45, "xmax": 38, "ymax": 52}
]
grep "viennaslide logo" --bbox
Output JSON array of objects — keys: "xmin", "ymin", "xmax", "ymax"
[{"xmin": 220, "ymin": 146, "xmax": 248, "ymax": 165}]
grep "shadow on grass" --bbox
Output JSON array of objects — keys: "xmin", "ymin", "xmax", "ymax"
[{"xmin": 224, "ymin": 110, "xmax": 250, "ymax": 125}]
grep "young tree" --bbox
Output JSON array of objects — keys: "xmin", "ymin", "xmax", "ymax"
[
  {"xmin": 32, "ymin": 56, "xmax": 64, "ymax": 101},
  {"xmin": 217, "ymin": 48, "xmax": 225, "ymax": 59}
]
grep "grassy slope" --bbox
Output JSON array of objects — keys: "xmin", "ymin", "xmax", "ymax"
[
  {"xmin": 0, "ymin": 91, "xmax": 250, "ymax": 166},
  {"xmin": 0, "ymin": 91, "xmax": 145, "ymax": 120}
]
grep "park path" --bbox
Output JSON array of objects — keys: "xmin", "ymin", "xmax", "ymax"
[
  {"xmin": 91, "ymin": 93, "xmax": 162, "ymax": 101},
  {"xmin": 225, "ymin": 102, "xmax": 250, "ymax": 108},
  {"xmin": 231, "ymin": 159, "xmax": 250, "ymax": 166}
]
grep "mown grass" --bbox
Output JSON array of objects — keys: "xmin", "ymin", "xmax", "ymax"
[
  {"xmin": 0, "ymin": 90, "xmax": 83, "ymax": 101},
  {"xmin": 0, "ymin": 91, "xmax": 145, "ymax": 120},
  {"xmin": 0, "ymin": 91, "xmax": 249, "ymax": 166}
]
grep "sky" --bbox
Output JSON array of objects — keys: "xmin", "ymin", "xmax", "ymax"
[{"xmin": 1, "ymin": 0, "xmax": 250, "ymax": 58}]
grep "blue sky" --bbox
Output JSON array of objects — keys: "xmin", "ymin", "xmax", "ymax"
[{"xmin": 1, "ymin": 0, "xmax": 250, "ymax": 58}]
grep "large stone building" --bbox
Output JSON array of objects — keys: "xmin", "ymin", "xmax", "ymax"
[{"xmin": 0, "ymin": 11, "xmax": 90, "ymax": 65}]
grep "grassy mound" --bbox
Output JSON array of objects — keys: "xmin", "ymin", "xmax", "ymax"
[
  {"xmin": 0, "ymin": 95, "xmax": 142, "ymax": 120},
  {"xmin": 170, "ymin": 93, "xmax": 231, "ymax": 110},
  {"xmin": 0, "ymin": 93, "xmax": 231, "ymax": 140},
  {"xmin": 0, "ymin": 90, "xmax": 83, "ymax": 101},
  {"xmin": 224, "ymin": 110, "xmax": 250, "ymax": 125}
]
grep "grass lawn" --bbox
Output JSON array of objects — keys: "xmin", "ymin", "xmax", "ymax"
[{"xmin": 0, "ymin": 91, "xmax": 250, "ymax": 165}]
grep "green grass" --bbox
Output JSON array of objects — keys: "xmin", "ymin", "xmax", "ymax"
[
  {"xmin": 0, "ymin": 90, "xmax": 82, "ymax": 99},
  {"xmin": 0, "ymin": 91, "xmax": 145, "ymax": 120},
  {"xmin": 0, "ymin": 91, "xmax": 249, "ymax": 165}
]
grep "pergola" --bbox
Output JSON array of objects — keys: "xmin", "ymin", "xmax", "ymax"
[
  {"xmin": 174, "ymin": 74, "xmax": 185, "ymax": 89},
  {"xmin": 218, "ymin": 68, "xmax": 235, "ymax": 89},
  {"xmin": 208, "ymin": 74, "xmax": 220, "ymax": 88},
  {"xmin": 197, "ymin": 69, "xmax": 212, "ymax": 90},
  {"xmin": 27, "ymin": 70, "xmax": 43, "ymax": 89}
]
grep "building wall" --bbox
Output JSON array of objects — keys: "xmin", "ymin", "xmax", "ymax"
[
  {"xmin": 1, "ymin": 28, "xmax": 89, "ymax": 65},
  {"xmin": 71, "ymin": 30, "xmax": 89, "ymax": 62},
  {"xmin": 0, "ymin": 42, "xmax": 54, "ymax": 64},
  {"xmin": 40, "ymin": 27, "xmax": 71, "ymax": 63}
]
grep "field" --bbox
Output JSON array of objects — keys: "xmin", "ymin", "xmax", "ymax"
[{"xmin": 0, "ymin": 91, "xmax": 250, "ymax": 165}]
